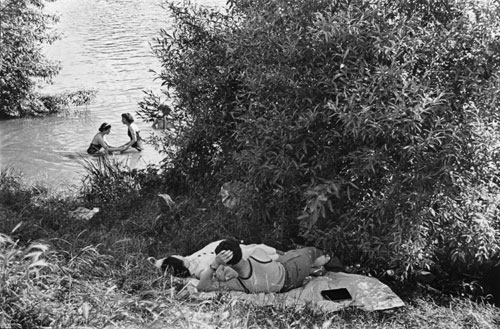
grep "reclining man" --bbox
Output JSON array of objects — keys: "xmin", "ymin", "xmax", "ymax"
[
  {"xmin": 196, "ymin": 238, "xmax": 330, "ymax": 293},
  {"xmin": 149, "ymin": 240, "xmax": 281, "ymax": 282}
]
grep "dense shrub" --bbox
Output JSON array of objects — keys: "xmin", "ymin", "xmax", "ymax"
[
  {"xmin": 0, "ymin": 0, "xmax": 60, "ymax": 118},
  {"xmin": 144, "ymin": 0, "xmax": 500, "ymax": 280}
]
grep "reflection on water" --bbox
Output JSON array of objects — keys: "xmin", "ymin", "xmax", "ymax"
[{"xmin": 0, "ymin": 0, "xmax": 226, "ymax": 187}]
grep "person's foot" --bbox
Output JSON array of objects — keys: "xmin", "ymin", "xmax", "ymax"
[
  {"xmin": 313, "ymin": 255, "xmax": 331, "ymax": 267},
  {"xmin": 310, "ymin": 266, "xmax": 326, "ymax": 277}
]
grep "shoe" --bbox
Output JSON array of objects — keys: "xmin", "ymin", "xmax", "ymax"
[{"xmin": 324, "ymin": 256, "xmax": 344, "ymax": 272}]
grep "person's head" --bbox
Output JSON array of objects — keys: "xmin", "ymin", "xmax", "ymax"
[
  {"xmin": 159, "ymin": 256, "xmax": 190, "ymax": 277},
  {"xmin": 121, "ymin": 113, "xmax": 134, "ymax": 124},
  {"xmin": 158, "ymin": 103, "xmax": 171, "ymax": 116},
  {"xmin": 215, "ymin": 239, "xmax": 242, "ymax": 265},
  {"xmin": 98, "ymin": 122, "xmax": 111, "ymax": 133}
]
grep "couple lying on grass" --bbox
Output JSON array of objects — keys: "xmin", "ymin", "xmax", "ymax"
[{"xmin": 151, "ymin": 239, "xmax": 333, "ymax": 293}]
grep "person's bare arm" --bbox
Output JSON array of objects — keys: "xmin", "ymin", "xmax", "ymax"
[
  {"xmin": 196, "ymin": 268, "xmax": 215, "ymax": 291},
  {"xmin": 194, "ymin": 273, "xmax": 245, "ymax": 292},
  {"xmin": 100, "ymin": 135, "xmax": 121, "ymax": 152},
  {"xmin": 215, "ymin": 266, "xmax": 239, "ymax": 282},
  {"xmin": 197, "ymin": 250, "xmax": 233, "ymax": 291}
]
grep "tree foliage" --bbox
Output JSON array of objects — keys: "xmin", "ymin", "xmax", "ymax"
[
  {"xmin": 0, "ymin": 0, "xmax": 86, "ymax": 118},
  {"xmin": 147, "ymin": 0, "xmax": 500, "ymax": 278}
]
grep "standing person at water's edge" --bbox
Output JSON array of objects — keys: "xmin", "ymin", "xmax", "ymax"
[
  {"xmin": 120, "ymin": 113, "xmax": 143, "ymax": 152},
  {"xmin": 87, "ymin": 123, "xmax": 121, "ymax": 154}
]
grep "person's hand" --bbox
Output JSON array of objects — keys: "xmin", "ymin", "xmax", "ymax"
[
  {"xmin": 214, "ymin": 250, "xmax": 233, "ymax": 267},
  {"xmin": 214, "ymin": 266, "xmax": 227, "ymax": 281},
  {"xmin": 214, "ymin": 266, "xmax": 238, "ymax": 281}
]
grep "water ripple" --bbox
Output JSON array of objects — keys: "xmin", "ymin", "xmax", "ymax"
[{"xmin": 0, "ymin": 0, "xmax": 226, "ymax": 185}]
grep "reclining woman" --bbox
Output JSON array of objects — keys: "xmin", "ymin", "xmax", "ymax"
[
  {"xmin": 87, "ymin": 123, "xmax": 122, "ymax": 155},
  {"xmin": 196, "ymin": 239, "xmax": 331, "ymax": 293}
]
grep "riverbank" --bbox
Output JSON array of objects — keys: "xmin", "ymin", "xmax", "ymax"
[
  {"xmin": 0, "ymin": 0, "xmax": 175, "ymax": 184},
  {"xmin": 0, "ymin": 168, "xmax": 499, "ymax": 328},
  {"xmin": 1, "ymin": 254, "xmax": 499, "ymax": 329}
]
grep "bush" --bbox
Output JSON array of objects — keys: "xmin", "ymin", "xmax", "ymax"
[
  {"xmin": 144, "ymin": 0, "xmax": 500, "ymax": 280},
  {"xmin": 0, "ymin": 0, "xmax": 61, "ymax": 118}
]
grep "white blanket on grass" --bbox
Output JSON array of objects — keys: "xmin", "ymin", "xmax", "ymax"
[{"xmin": 189, "ymin": 271, "xmax": 405, "ymax": 312}]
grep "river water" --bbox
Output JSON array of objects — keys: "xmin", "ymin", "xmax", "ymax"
[{"xmin": 0, "ymin": 0, "xmax": 225, "ymax": 188}]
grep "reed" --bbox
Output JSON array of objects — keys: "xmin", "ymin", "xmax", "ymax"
[{"xmin": 80, "ymin": 156, "xmax": 141, "ymax": 206}]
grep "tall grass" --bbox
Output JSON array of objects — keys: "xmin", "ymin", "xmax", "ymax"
[
  {"xmin": 80, "ymin": 156, "xmax": 142, "ymax": 205},
  {"xmin": 0, "ymin": 234, "xmax": 55, "ymax": 328},
  {"xmin": 0, "ymin": 231, "xmax": 176, "ymax": 328},
  {"xmin": 1, "ymin": 229, "xmax": 498, "ymax": 329}
]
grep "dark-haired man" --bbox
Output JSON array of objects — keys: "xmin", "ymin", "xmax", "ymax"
[
  {"xmin": 196, "ymin": 239, "xmax": 330, "ymax": 293},
  {"xmin": 149, "ymin": 240, "xmax": 280, "ymax": 281}
]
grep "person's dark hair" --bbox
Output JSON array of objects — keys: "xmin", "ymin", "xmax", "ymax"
[
  {"xmin": 121, "ymin": 113, "xmax": 134, "ymax": 123},
  {"xmin": 215, "ymin": 239, "xmax": 242, "ymax": 265},
  {"xmin": 161, "ymin": 256, "xmax": 190, "ymax": 277},
  {"xmin": 98, "ymin": 122, "xmax": 111, "ymax": 132}
]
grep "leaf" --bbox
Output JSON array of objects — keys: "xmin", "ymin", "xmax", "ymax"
[
  {"xmin": 28, "ymin": 259, "xmax": 49, "ymax": 269},
  {"xmin": 10, "ymin": 222, "xmax": 22, "ymax": 234}
]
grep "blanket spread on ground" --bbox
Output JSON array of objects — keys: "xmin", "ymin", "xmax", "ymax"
[{"xmin": 193, "ymin": 271, "xmax": 405, "ymax": 312}]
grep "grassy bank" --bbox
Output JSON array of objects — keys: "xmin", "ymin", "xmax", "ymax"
[
  {"xmin": 0, "ymin": 167, "xmax": 499, "ymax": 328},
  {"xmin": 1, "ymin": 233, "xmax": 499, "ymax": 329}
]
